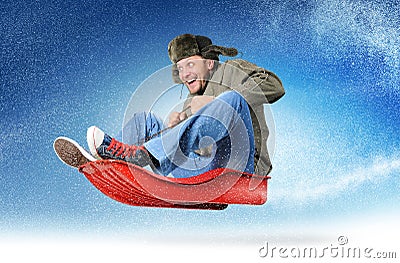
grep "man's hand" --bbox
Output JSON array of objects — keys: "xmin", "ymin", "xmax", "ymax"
[
  {"xmin": 190, "ymin": 95, "xmax": 214, "ymax": 114},
  {"xmin": 168, "ymin": 111, "xmax": 187, "ymax": 128},
  {"xmin": 167, "ymin": 96, "xmax": 214, "ymax": 127}
]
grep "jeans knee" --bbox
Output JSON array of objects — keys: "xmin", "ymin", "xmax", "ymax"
[{"xmin": 217, "ymin": 91, "xmax": 245, "ymax": 106}]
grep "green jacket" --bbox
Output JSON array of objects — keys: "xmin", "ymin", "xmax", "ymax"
[{"xmin": 185, "ymin": 59, "xmax": 285, "ymax": 175}]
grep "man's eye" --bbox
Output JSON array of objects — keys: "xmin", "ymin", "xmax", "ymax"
[
  {"xmin": 177, "ymin": 66, "xmax": 183, "ymax": 71},
  {"xmin": 188, "ymin": 62, "xmax": 194, "ymax": 68}
]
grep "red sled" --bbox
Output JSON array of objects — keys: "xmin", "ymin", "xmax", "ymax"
[{"xmin": 78, "ymin": 160, "xmax": 270, "ymax": 210}]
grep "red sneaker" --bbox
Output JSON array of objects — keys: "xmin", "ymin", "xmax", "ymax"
[{"xmin": 87, "ymin": 126, "xmax": 151, "ymax": 167}]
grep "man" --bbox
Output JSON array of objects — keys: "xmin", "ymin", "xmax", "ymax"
[{"xmin": 88, "ymin": 34, "xmax": 284, "ymax": 177}]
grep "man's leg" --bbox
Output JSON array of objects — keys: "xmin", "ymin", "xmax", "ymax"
[
  {"xmin": 87, "ymin": 111, "xmax": 164, "ymax": 169},
  {"xmin": 116, "ymin": 111, "xmax": 164, "ymax": 145},
  {"xmin": 145, "ymin": 91, "xmax": 255, "ymax": 178},
  {"xmin": 87, "ymin": 92, "xmax": 254, "ymax": 178}
]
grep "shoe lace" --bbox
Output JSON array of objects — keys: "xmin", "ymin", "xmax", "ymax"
[{"xmin": 107, "ymin": 138, "xmax": 143, "ymax": 158}]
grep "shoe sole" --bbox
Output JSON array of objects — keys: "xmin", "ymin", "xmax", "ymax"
[{"xmin": 54, "ymin": 137, "xmax": 96, "ymax": 168}]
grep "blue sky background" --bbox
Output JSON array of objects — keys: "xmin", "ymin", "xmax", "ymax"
[{"xmin": 1, "ymin": 0, "xmax": 399, "ymax": 246}]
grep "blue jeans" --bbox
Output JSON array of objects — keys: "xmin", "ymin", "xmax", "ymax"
[{"xmin": 121, "ymin": 91, "xmax": 254, "ymax": 178}]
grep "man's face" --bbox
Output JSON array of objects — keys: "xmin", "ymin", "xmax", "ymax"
[{"xmin": 176, "ymin": 55, "xmax": 214, "ymax": 94}]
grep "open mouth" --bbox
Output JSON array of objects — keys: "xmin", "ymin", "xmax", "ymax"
[{"xmin": 186, "ymin": 78, "xmax": 197, "ymax": 85}]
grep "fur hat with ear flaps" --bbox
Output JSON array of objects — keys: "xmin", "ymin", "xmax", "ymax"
[{"xmin": 168, "ymin": 34, "xmax": 238, "ymax": 83}]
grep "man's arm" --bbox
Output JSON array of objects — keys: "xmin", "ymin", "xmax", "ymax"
[{"xmin": 226, "ymin": 59, "xmax": 285, "ymax": 106}]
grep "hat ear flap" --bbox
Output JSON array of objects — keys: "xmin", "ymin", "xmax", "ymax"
[
  {"xmin": 201, "ymin": 45, "xmax": 238, "ymax": 57},
  {"xmin": 171, "ymin": 64, "xmax": 183, "ymax": 84}
]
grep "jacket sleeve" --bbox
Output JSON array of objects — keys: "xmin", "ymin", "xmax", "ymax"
[{"xmin": 227, "ymin": 60, "xmax": 285, "ymax": 105}]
